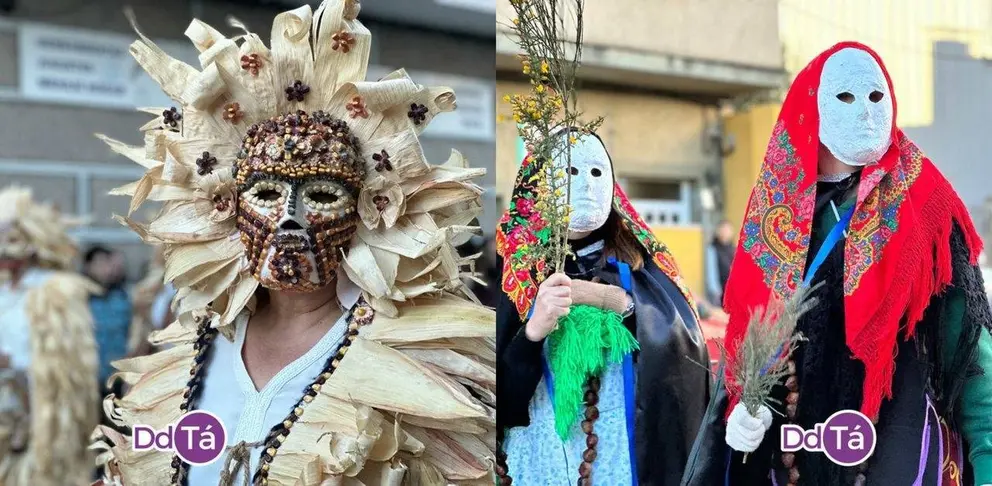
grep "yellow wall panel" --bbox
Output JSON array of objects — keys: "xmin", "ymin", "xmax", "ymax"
[
  {"xmin": 653, "ymin": 226, "xmax": 705, "ymax": 296},
  {"xmin": 722, "ymin": 103, "xmax": 780, "ymax": 232},
  {"xmin": 778, "ymin": 0, "xmax": 992, "ymax": 127}
]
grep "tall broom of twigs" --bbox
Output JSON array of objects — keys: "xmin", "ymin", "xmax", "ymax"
[
  {"xmin": 495, "ymin": 2, "xmax": 604, "ymax": 481},
  {"xmin": 503, "ymin": 0, "xmax": 603, "ymax": 276},
  {"xmin": 726, "ymin": 282, "xmax": 822, "ymax": 462}
]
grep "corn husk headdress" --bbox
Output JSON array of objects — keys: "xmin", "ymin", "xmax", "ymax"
[
  {"xmin": 102, "ymin": 0, "xmax": 485, "ymax": 333},
  {"xmin": 93, "ymin": 2, "xmax": 495, "ymax": 484}
]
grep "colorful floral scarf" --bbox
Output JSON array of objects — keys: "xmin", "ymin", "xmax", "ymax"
[
  {"xmin": 721, "ymin": 42, "xmax": 982, "ymax": 420},
  {"xmin": 496, "ymin": 135, "xmax": 696, "ymax": 321}
]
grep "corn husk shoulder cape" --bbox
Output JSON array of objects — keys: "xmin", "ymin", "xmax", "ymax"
[
  {"xmin": 90, "ymin": 1, "xmax": 495, "ymax": 484},
  {"xmin": 0, "ymin": 188, "xmax": 100, "ymax": 486}
]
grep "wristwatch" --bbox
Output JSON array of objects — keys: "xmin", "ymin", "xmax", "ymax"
[{"xmin": 621, "ymin": 298, "xmax": 635, "ymax": 318}]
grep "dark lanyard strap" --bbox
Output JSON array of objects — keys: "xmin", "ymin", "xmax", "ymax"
[{"xmin": 803, "ymin": 204, "xmax": 856, "ymax": 286}]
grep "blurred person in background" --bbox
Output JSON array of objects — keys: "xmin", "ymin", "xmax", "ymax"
[
  {"xmin": 684, "ymin": 42, "xmax": 992, "ymax": 486},
  {"xmin": 0, "ymin": 186, "xmax": 99, "ymax": 485},
  {"xmin": 84, "ymin": 246, "xmax": 133, "ymax": 398},
  {"xmin": 705, "ymin": 219, "xmax": 735, "ymax": 307}
]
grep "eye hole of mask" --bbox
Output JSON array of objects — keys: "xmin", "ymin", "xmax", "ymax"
[
  {"xmin": 308, "ymin": 190, "xmax": 340, "ymax": 205},
  {"xmin": 591, "ymin": 168, "xmax": 602, "ymax": 177},
  {"xmin": 836, "ymin": 92, "xmax": 856, "ymax": 104},
  {"xmin": 569, "ymin": 167, "xmax": 579, "ymax": 176},
  {"xmin": 868, "ymin": 90, "xmax": 885, "ymax": 103},
  {"xmin": 256, "ymin": 189, "xmax": 281, "ymax": 201}
]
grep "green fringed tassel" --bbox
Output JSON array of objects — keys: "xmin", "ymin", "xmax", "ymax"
[{"xmin": 547, "ymin": 304, "xmax": 639, "ymax": 441}]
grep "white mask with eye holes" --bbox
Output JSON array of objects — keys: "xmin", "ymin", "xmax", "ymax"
[
  {"xmin": 560, "ymin": 133, "xmax": 613, "ymax": 235},
  {"xmin": 817, "ymin": 47, "xmax": 894, "ymax": 167},
  {"xmin": 816, "ymin": 47, "xmax": 893, "ymax": 167}
]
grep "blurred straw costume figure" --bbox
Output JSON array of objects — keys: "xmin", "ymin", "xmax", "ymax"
[
  {"xmin": 90, "ymin": 1, "xmax": 495, "ymax": 484},
  {"xmin": 0, "ymin": 186, "xmax": 100, "ymax": 486}
]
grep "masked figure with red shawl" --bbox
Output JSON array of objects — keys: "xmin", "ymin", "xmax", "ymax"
[
  {"xmin": 496, "ymin": 129, "xmax": 710, "ymax": 485},
  {"xmin": 681, "ymin": 43, "xmax": 992, "ymax": 486}
]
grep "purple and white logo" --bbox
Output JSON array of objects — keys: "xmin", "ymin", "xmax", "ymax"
[
  {"xmin": 133, "ymin": 410, "xmax": 226, "ymax": 465},
  {"xmin": 781, "ymin": 409, "xmax": 876, "ymax": 466}
]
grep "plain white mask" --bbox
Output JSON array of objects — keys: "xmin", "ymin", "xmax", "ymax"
[
  {"xmin": 817, "ymin": 47, "xmax": 894, "ymax": 167},
  {"xmin": 558, "ymin": 134, "xmax": 613, "ymax": 234}
]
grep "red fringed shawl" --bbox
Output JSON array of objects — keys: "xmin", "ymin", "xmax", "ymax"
[
  {"xmin": 722, "ymin": 42, "xmax": 982, "ymax": 421},
  {"xmin": 496, "ymin": 153, "xmax": 696, "ymax": 321}
]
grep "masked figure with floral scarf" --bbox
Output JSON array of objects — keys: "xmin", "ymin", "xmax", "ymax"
[
  {"xmin": 496, "ymin": 129, "xmax": 710, "ymax": 485},
  {"xmin": 682, "ymin": 42, "xmax": 992, "ymax": 486}
]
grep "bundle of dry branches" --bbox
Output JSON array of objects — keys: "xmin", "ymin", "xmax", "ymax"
[
  {"xmin": 502, "ymin": 0, "xmax": 603, "ymax": 274},
  {"xmin": 729, "ymin": 283, "xmax": 822, "ymax": 418}
]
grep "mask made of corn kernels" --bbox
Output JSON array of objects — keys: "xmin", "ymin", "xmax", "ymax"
[{"xmin": 234, "ymin": 111, "xmax": 364, "ymax": 292}]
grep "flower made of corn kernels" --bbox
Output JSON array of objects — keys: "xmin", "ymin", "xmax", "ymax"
[{"xmin": 234, "ymin": 110, "xmax": 365, "ymax": 191}]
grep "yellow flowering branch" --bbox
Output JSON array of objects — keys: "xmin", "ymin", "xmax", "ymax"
[{"xmin": 504, "ymin": 0, "xmax": 603, "ymax": 274}]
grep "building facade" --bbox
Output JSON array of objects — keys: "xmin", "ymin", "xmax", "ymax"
[
  {"xmin": 495, "ymin": 0, "xmax": 786, "ymax": 296},
  {"xmin": 0, "ymin": 0, "xmax": 495, "ymax": 278},
  {"xmin": 723, "ymin": 1, "xmax": 992, "ymax": 252}
]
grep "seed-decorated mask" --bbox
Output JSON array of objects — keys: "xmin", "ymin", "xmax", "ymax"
[{"xmin": 235, "ymin": 110, "xmax": 364, "ymax": 291}]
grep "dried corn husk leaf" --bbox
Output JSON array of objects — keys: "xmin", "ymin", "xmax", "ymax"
[
  {"xmin": 401, "ymin": 349, "xmax": 495, "ymax": 387},
  {"xmin": 311, "ymin": 0, "xmax": 371, "ymax": 103},
  {"xmin": 358, "ymin": 178, "xmax": 406, "ymax": 230},
  {"xmin": 324, "ymin": 338, "xmax": 486, "ymax": 420}
]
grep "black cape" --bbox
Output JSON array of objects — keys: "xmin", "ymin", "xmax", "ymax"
[
  {"xmin": 682, "ymin": 178, "xmax": 991, "ymax": 486},
  {"xmin": 498, "ymin": 233, "xmax": 711, "ymax": 485}
]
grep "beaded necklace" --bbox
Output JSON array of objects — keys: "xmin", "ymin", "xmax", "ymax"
[
  {"xmin": 496, "ymin": 374, "xmax": 603, "ymax": 485},
  {"xmin": 170, "ymin": 299, "xmax": 374, "ymax": 486}
]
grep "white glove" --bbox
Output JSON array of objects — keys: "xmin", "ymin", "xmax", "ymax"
[{"xmin": 726, "ymin": 403, "xmax": 773, "ymax": 453}]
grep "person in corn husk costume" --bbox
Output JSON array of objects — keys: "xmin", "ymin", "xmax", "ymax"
[
  {"xmin": 0, "ymin": 186, "xmax": 100, "ymax": 486},
  {"xmin": 89, "ymin": 1, "xmax": 496, "ymax": 484}
]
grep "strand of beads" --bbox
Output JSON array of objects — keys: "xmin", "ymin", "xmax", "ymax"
[
  {"xmin": 577, "ymin": 376, "xmax": 601, "ymax": 486},
  {"xmin": 171, "ymin": 322, "xmax": 220, "ymax": 486},
  {"xmin": 852, "ymin": 425, "xmax": 872, "ymax": 486},
  {"xmin": 495, "ymin": 442, "xmax": 511, "ymax": 485},
  {"xmin": 780, "ymin": 359, "xmax": 800, "ymax": 486},
  {"xmin": 497, "ymin": 374, "xmax": 604, "ymax": 486}
]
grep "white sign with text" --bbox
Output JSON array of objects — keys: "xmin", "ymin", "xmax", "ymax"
[
  {"xmin": 18, "ymin": 23, "xmax": 199, "ymax": 109},
  {"xmin": 17, "ymin": 24, "xmax": 494, "ymax": 142}
]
